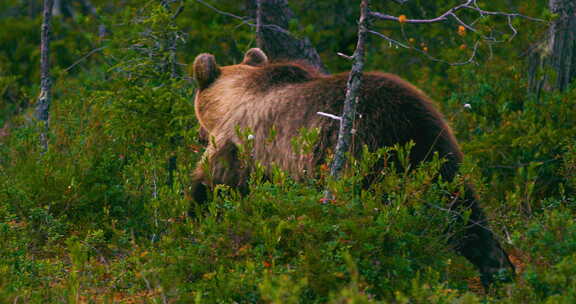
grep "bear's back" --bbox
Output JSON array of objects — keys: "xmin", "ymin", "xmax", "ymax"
[{"xmin": 213, "ymin": 64, "xmax": 461, "ymax": 179}]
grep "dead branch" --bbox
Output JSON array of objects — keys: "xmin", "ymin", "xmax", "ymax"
[
  {"xmin": 369, "ymin": 0, "xmax": 547, "ymax": 64},
  {"xmin": 370, "ymin": 0, "xmax": 545, "ymax": 26},
  {"xmin": 63, "ymin": 46, "xmax": 106, "ymax": 72},
  {"xmin": 369, "ymin": 30, "xmax": 482, "ymax": 66}
]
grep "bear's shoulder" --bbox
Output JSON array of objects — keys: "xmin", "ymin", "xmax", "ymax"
[{"xmin": 243, "ymin": 62, "xmax": 320, "ymax": 91}]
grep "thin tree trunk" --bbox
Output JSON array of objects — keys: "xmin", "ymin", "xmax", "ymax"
[
  {"xmin": 160, "ymin": 0, "xmax": 185, "ymax": 187},
  {"xmin": 324, "ymin": 0, "xmax": 369, "ymax": 200},
  {"xmin": 251, "ymin": 0, "xmax": 327, "ymax": 73},
  {"xmin": 256, "ymin": 0, "xmax": 263, "ymax": 47},
  {"xmin": 36, "ymin": 0, "xmax": 55, "ymax": 153},
  {"xmin": 160, "ymin": 0, "xmax": 184, "ymax": 78}
]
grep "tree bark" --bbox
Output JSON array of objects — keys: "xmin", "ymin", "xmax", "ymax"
[
  {"xmin": 250, "ymin": 0, "xmax": 327, "ymax": 73},
  {"xmin": 549, "ymin": 0, "xmax": 576, "ymax": 91},
  {"xmin": 529, "ymin": 0, "xmax": 576, "ymax": 92},
  {"xmin": 36, "ymin": 0, "xmax": 55, "ymax": 153},
  {"xmin": 324, "ymin": 0, "xmax": 369, "ymax": 200}
]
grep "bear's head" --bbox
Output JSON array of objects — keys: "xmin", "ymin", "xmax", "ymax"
[
  {"xmin": 191, "ymin": 48, "xmax": 269, "ymax": 136},
  {"xmin": 192, "ymin": 48, "xmax": 269, "ymax": 90}
]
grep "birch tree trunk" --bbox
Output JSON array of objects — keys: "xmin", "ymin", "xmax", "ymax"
[
  {"xmin": 322, "ymin": 0, "xmax": 369, "ymax": 202},
  {"xmin": 36, "ymin": 0, "xmax": 55, "ymax": 153},
  {"xmin": 529, "ymin": 0, "xmax": 576, "ymax": 92},
  {"xmin": 328, "ymin": 0, "xmax": 369, "ymax": 180}
]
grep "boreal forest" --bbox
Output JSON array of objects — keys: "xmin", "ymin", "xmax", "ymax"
[{"xmin": 1, "ymin": 0, "xmax": 576, "ymax": 302}]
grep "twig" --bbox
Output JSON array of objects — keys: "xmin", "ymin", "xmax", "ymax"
[
  {"xmin": 195, "ymin": 0, "xmax": 252, "ymax": 25},
  {"xmin": 64, "ymin": 46, "xmax": 106, "ymax": 72},
  {"xmin": 336, "ymin": 52, "xmax": 354, "ymax": 60},
  {"xmin": 368, "ymin": 30, "xmax": 410, "ymax": 48},
  {"xmin": 371, "ymin": 0, "xmax": 546, "ymax": 24},
  {"xmin": 193, "ymin": 1, "xmax": 290, "ymax": 38},
  {"xmin": 369, "ymin": 30, "xmax": 481, "ymax": 66},
  {"xmin": 193, "ymin": 1, "xmax": 305, "ymax": 45},
  {"xmin": 317, "ymin": 111, "xmax": 342, "ymax": 121},
  {"xmin": 370, "ymin": 0, "xmax": 548, "ymax": 58}
]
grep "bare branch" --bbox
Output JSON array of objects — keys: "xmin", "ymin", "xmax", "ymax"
[
  {"xmin": 64, "ymin": 46, "xmax": 106, "ymax": 72},
  {"xmin": 370, "ymin": 0, "xmax": 474, "ymax": 24},
  {"xmin": 371, "ymin": 0, "xmax": 546, "ymax": 43},
  {"xmin": 368, "ymin": 30, "xmax": 410, "ymax": 48},
  {"xmin": 507, "ymin": 15, "xmax": 518, "ymax": 41},
  {"xmin": 369, "ymin": 1, "xmax": 545, "ymax": 65},
  {"xmin": 371, "ymin": 0, "xmax": 546, "ymax": 24},
  {"xmin": 317, "ymin": 112, "xmax": 342, "ymax": 121},
  {"xmin": 336, "ymin": 52, "xmax": 354, "ymax": 60},
  {"xmin": 369, "ymin": 29, "xmax": 481, "ymax": 66},
  {"xmin": 195, "ymin": 0, "xmax": 252, "ymax": 26}
]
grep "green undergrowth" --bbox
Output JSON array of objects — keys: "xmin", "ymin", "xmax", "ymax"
[{"xmin": 1, "ymin": 0, "xmax": 576, "ymax": 302}]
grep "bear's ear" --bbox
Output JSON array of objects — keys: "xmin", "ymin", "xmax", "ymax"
[
  {"xmin": 192, "ymin": 53, "xmax": 221, "ymax": 89},
  {"xmin": 242, "ymin": 48, "xmax": 268, "ymax": 67}
]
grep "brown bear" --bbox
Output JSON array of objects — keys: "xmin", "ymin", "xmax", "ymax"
[{"xmin": 190, "ymin": 48, "xmax": 514, "ymax": 287}]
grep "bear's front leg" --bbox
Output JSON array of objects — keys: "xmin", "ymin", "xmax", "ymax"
[{"xmin": 452, "ymin": 189, "xmax": 515, "ymax": 290}]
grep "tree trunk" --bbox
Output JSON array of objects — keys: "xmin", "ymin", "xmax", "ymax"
[
  {"xmin": 529, "ymin": 0, "xmax": 576, "ymax": 92},
  {"xmin": 549, "ymin": 0, "xmax": 576, "ymax": 91},
  {"xmin": 328, "ymin": 0, "xmax": 368, "ymax": 180},
  {"xmin": 250, "ymin": 0, "xmax": 327, "ymax": 73},
  {"xmin": 160, "ymin": 0, "xmax": 185, "ymax": 187},
  {"xmin": 36, "ymin": 0, "xmax": 55, "ymax": 153},
  {"xmin": 322, "ymin": 0, "xmax": 369, "ymax": 202}
]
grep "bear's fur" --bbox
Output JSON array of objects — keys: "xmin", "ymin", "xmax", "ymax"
[{"xmin": 190, "ymin": 48, "xmax": 514, "ymax": 287}]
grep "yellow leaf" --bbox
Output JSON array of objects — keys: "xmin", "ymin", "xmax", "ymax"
[
  {"xmin": 458, "ymin": 25, "xmax": 466, "ymax": 36},
  {"xmin": 203, "ymin": 272, "xmax": 216, "ymax": 280}
]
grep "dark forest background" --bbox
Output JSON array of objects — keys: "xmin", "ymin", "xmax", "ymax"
[{"xmin": 1, "ymin": 0, "xmax": 576, "ymax": 302}]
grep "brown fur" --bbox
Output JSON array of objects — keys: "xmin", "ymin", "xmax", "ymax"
[{"xmin": 190, "ymin": 48, "xmax": 513, "ymax": 288}]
